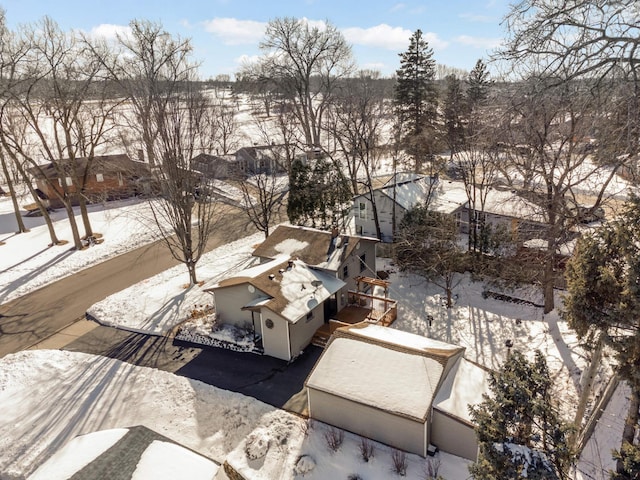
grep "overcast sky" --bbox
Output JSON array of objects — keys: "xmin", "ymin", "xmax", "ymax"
[{"xmin": 2, "ymin": 0, "xmax": 511, "ymax": 79}]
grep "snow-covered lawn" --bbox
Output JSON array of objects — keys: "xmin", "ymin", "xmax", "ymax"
[{"xmin": 0, "ymin": 194, "xmax": 166, "ymax": 304}]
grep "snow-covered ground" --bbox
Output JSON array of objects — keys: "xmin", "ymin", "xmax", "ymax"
[
  {"xmin": 0, "ymin": 163, "xmax": 630, "ymax": 479},
  {"xmin": 0, "ymin": 193, "xmax": 167, "ymax": 305}
]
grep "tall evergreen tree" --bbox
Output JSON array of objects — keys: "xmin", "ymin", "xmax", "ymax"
[
  {"xmin": 563, "ymin": 195, "xmax": 640, "ymax": 478},
  {"xmin": 394, "ymin": 29, "xmax": 438, "ymax": 172},
  {"xmin": 466, "ymin": 59, "xmax": 491, "ymax": 109},
  {"xmin": 470, "ymin": 350, "xmax": 574, "ymax": 480},
  {"xmin": 287, "ymin": 157, "xmax": 313, "ymax": 226},
  {"xmin": 287, "ymin": 156, "xmax": 351, "ymax": 229},
  {"xmin": 443, "ymin": 74, "xmax": 465, "ymax": 159}
]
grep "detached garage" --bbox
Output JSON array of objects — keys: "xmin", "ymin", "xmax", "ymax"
[{"xmin": 305, "ymin": 324, "xmax": 490, "ymax": 460}]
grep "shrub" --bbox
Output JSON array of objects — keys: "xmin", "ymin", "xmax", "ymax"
[
  {"xmin": 324, "ymin": 427, "xmax": 344, "ymax": 453},
  {"xmin": 348, "ymin": 475, "xmax": 363, "ymax": 480},
  {"xmin": 359, "ymin": 437, "xmax": 375, "ymax": 462},
  {"xmin": 299, "ymin": 418, "xmax": 314, "ymax": 437},
  {"xmin": 422, "ymin": 457, "xmax": 442, "ymax": 479},
  {"xmin": 391, "ymin": 449, "xmax": 407, "ymax": 476}
]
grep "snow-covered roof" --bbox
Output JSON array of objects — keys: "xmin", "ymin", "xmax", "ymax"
[
  {"xmin": 339, "ymin": 323, "xmax": 462, "ymax": 355},
  {"xmin": 29, "ymin": 426, "xmax": 219, "ymax": 480},
  {"xmin": 433, "ymin": 357, "xmax": 491, "ymax": 424},
  {"xmin": 333, "ymin": 323, "xmax": 465, "ymax": 376},
  {"xmin": 382, "ymin": 172, "xmax": 423, "ymax": 187},
  {"xmin": 213, "ymin": 257, "xmax": 346, "ymax": 323},
  {"xmin": 482, "ymin": 188, "xmax": 545, "ymax": 223},
  {"xmin": 306, "ymin": 337, "xmax": 444, "ymax": 422},
  {"xmin": 378, "ymin": 176, "xmax": 436, "ymax": 211},
  {"xmin": 251, "ymin": 225, "xmax": 377, "ymax": 272},
  {"xmin": 428, "ymin": 181, "xmax": 468, "ymax": 214}
]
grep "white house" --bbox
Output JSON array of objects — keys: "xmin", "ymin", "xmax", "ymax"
[
  {"xmin": 354, "ymin": 175, "xmax": 550, "ymax": 244},
  {"xmin": 352, "ymin": 173, "xmax": 436, "ymax": 242},
  {"xmin": 305, "ymin": 323, "xmax": 491, "ymax": 460},
  {"xmin": 208, "ymin": 257, "xmax": 345, "ymax": 361},
  {"xmin": 206, "ymin": 225, "xmax": 379, "ymax": 361}
]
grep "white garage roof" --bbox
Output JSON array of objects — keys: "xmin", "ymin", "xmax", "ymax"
[
  {"xmin": 434, "ymin": 357, "xmax": 491, "ymax": 423},
  {"xmin": 306, "ymin": 337, "xmax": 444, "ymax": 422}
]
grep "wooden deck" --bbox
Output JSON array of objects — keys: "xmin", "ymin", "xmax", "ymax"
[{"xmin": 311, "ymin": 292, "xmax": 398, "ymax": 348}]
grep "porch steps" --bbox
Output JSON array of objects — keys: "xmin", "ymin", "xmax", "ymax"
[{"xmin": 311, "ymin": 331, "xmax": 330, "ymax": 348}]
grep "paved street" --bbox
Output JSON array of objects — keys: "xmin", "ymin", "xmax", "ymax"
[{"xmin": 0, "ymin": 204, "xmax": 256, "ymax": 357}]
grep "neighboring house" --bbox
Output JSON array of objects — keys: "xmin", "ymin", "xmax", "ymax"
[
  {"xmin": 29, "ymin": 154, "xmax": 151, "ymax": 208},
  {"xmin": 352, "ymin": 173, "xmax": 436, "ymax": 242},
  {"xmin": 206, "ymin": 225, "xmax": 380, "ymax": 361},
  {"xmin": 190, "ymin": 153, "xmax": 235, "ymax": 180},
  {"xmin": 235, "ymin": 145, "xmax": 287, "ymax": 176},
  {"xmin": 452, "ymin": 183, "xmax": 548, "ymax": 242},
  {"xmin": 305, "ymin": 323, "xmax": 491, "ymax": 460},
  {"xmin": 29, "ymin": 426, "xmax": 219, "ymax": 479}
]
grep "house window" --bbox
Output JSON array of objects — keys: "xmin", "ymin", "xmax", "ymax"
[
  {"xmin": 306, "ymin": 311, "xmax": 314, "ymax": 322},
  {"xmin": 342, "ymin": 265, "xmax": 349, "ymax": 279},
  {"xmin": 359, "ymin": 253, "xmax": 366, "ymax": 273},
  {"xmin": 359, "ymin": 202, "xmax": 367, "ymax": 220},
  {"xmin": 58, "ymin": 177, "xmax": 73, "ymax": 187},
  {"xmin": 96, "ymin": 173, "xmax": 104, "ymax": 182},
  {"xmin": 117, "ymin": 172, "xmax": 124, "ymax": 186},
  {"xmin": 356, "ymin": 225, "xmax": 363, "ymax": 235}
]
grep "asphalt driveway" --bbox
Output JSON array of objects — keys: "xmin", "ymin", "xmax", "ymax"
[{"xmin": 63, "ymin": 325, "xmax": 322, "ymax": 412}]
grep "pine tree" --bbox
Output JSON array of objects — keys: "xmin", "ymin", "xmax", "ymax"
[
  {"xmin": 469, "ymin": 350, "xmax": 574, "ymax": 480},
  {"xmin": 465, "ymin": 59, "xmax": 492, "ymax": 139},
  {"xmin": 466, "ymin": 59, "xmax": 491, "ymax": 109},
  {"xmin": 287, "ymin": 156, "xmax": 351, "ymax": 228},
  {"xmin": 287, "ymin": 157, "xmax": 313, "ymax": 225},
  {"xmin": 563, "ymin": 195, "xmax": 640, "ymax": 478},
  {"xmin": 394, "ymin": 29, "xmax": 438, "ymax": 172},
  {"xmin": 442, "ymin": 74, "xmax": 465, "ymax": 159}
]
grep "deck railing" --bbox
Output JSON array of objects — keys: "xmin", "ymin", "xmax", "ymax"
[{"xmin": 346, "ymin": 291, "xmax": 397, "ymax": 325}]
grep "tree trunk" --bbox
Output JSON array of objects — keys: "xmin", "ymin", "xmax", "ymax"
[
  {"xmin": 63, "ymin": 202, "xmax": 83, "ymax": 250},
  {"xmin": 0, "ymin": 150, "xmax": 28, "ymax": 234},
  {"xmin": 571, "ymin": 334, "xmax": 604, "ymax": 447},
  {"xmin": 78, "ymin": 194, "xmax": 93, "ymax": 238},
  {"xmin": 616, "ymin": 387, "xmax": 640, "ymax": 474}
]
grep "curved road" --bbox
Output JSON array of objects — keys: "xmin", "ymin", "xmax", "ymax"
[{"xmin": 0, "ymin": 204, "xmax": 257, "ymax": 358}]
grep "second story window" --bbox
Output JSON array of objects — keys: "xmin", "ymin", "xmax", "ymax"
[{"xmin": 359, "ymin": 202, "xmax": 367, "ymax": 220}]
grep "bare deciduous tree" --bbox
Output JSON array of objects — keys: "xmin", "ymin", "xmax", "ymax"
[
  {"xmin": 239, "ymin": 169, "xmax": 286, "ymax": 239},
  {"xmin": 500, "ymin": 78, "xmax": 627, "ymax": 313},
  {"xmin": 86, "ymin": 19, "xmax": 195, "ymax": 168},
  {"xmin": 253, "ymin": 17, "xmax": 354, "ymax": 149},
  {"xmin": 149, "ymin": 82, "xmax": 223, "ymax": 285},
  {"xmin": 324, "ymin": 71, "xmax": 389, "ymax": 239},
  {"xmin": 2, "ymin": 18, "xmax": 121, "ymax": 250}
]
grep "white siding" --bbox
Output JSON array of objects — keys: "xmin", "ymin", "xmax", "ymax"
[
  {"xmin": 431, "ymin": 409, "xmax": 478, "ymax": 460},
  {"xmin": 308, "ymin": 388, "xmax": 427, "ymax": 457},
  {"xmin": 260, "ymin": 311, "xmax": 291, "ymax": 361},
  {"xmin": 213, "ymin": 285, "xmax": 264, "ymax": 327},
  {"xmin": 289, "ymin": 302, "xmax": 325, "ymax": 357},
  {"xmin": 353, "ymin": 191, "xmax": 408, "ymax": 243}
]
